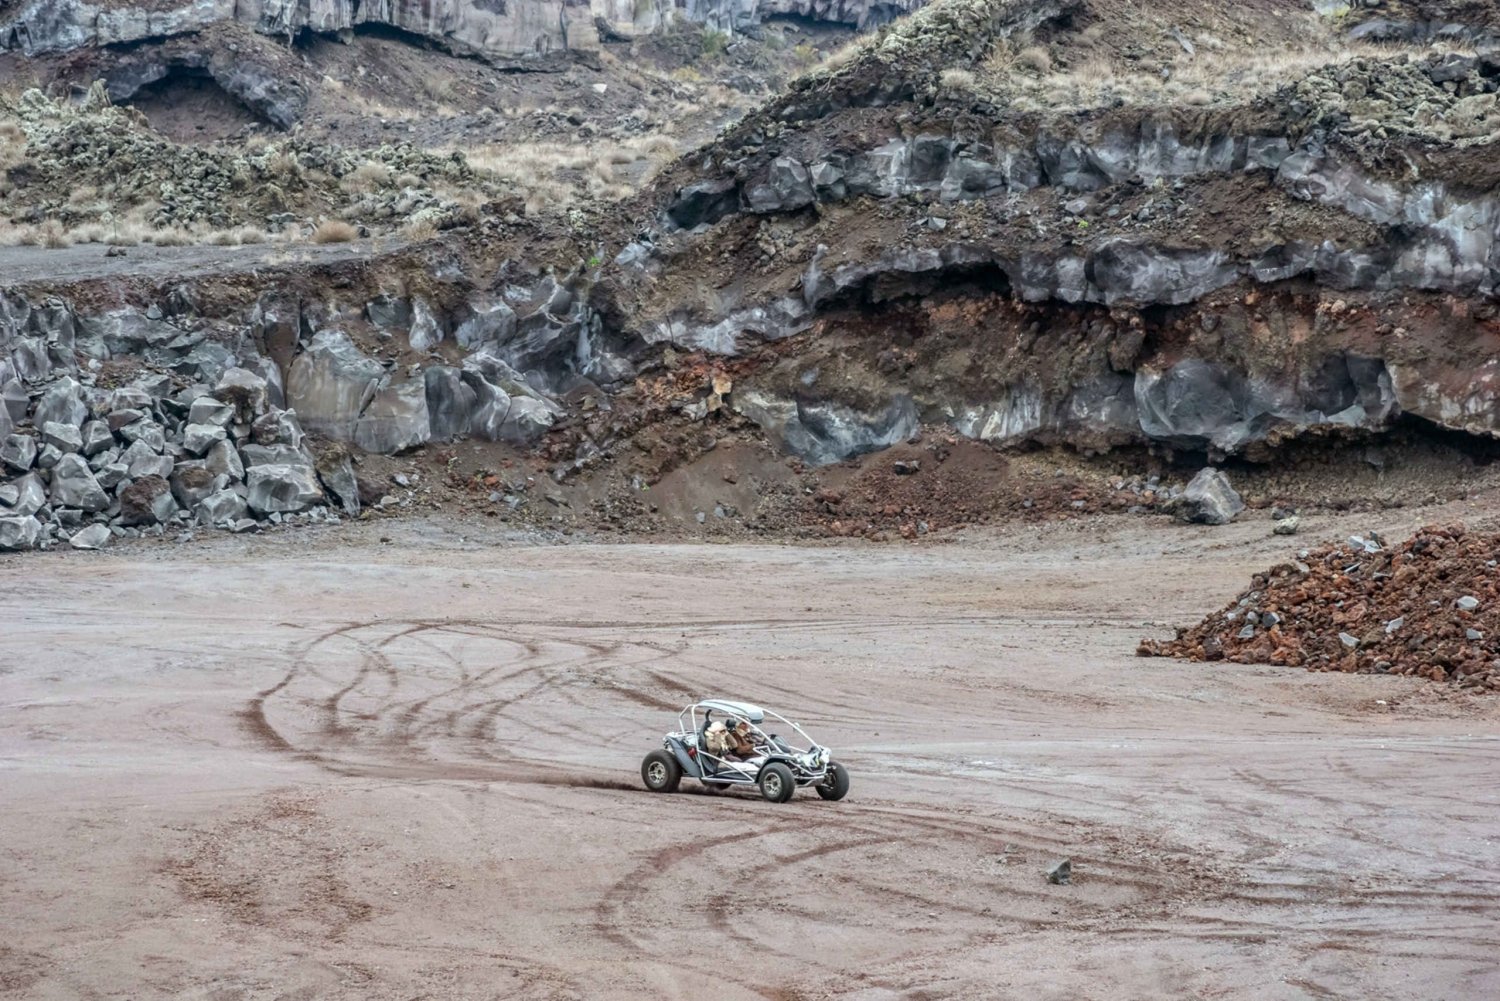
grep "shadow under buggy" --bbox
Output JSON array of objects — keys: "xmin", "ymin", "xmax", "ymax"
[{"xmin": 641, "ymin": 699, "xmax": 850, "ymax": 803}]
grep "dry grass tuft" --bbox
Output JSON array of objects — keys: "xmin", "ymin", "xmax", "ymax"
[
  {"xmin": 310, "ymin": 219, "xmax": 359, "ymax": 245},
  {"xmin": 400, "ymin": 216, "xmax": 439, "ymax": 242},
  {"xmin": 939, "ymin": 68, "xmax": 977, "ymax": 91}
]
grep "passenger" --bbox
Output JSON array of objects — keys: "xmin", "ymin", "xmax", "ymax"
[{"xmin": 704, "ymin": 720, "xmax": 732, "ymax": 758}]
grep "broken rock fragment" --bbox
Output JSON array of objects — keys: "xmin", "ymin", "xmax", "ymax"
[
  {"xmin": 1171, "ymin": 468, "xmax": 1244, "ymax": 526},
  {"xmin": 246, "ymin": 464, "xmax": 324, "ymax": 516}
]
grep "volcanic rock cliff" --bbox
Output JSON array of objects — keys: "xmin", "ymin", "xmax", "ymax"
[
  {"xmin": 0, "ymin": 0, "xmax": 922, "ymax": 60},
  {"xmin": 4, "ymin": 0, "xmax": 1500, "ymax": 550},
  {"xmin": 602, "ymin": 0, "xmax": 1500, "ymax": 462}
]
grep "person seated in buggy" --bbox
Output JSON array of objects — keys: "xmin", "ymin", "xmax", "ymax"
[{"xmin": 704, "ymin": 718, "xmax": 766, "ymax": 764}]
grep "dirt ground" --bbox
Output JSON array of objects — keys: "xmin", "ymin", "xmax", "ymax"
[{"xmin": 3, "ymin": 508, "xmax": 1500, "ymax": 1000}]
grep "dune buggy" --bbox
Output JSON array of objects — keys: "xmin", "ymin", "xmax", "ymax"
[{"xmin": 640, "ymin": 699, "xmax": 850, "ymax": 803}]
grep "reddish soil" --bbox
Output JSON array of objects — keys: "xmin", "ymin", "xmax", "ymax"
[{"xmin": 1141, "ymin": 522, "xmax": 1500, "ymax": 687}]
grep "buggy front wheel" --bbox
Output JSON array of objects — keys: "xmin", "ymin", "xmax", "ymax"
[
  {"xmin": 642, "ymin": 750, "xmax": 681, "ymax": 793},
  {"xmin": 758, "ymin": 762, "xmax": 796, "ymax": 803},
  {"xmin": 816, "ymin": 761, "xmax": 850, "ymax": 801}
]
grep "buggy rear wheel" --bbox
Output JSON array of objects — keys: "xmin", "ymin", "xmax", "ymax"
[
  {"xmin": 816, "ymin": 761, "xmax": 850, "ymax": 802},
  {"xmin": 758, "ymin": 762, "xmax": 796, "ymax": 803},
  {"xmin": 642, "ymin": 750, "xmax": 681, "ymax": 793}
]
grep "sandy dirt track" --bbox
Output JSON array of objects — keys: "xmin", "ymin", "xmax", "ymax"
[{"xmin": 3, "ymin": 514, "xmax": 1499, "ymax": 1000}]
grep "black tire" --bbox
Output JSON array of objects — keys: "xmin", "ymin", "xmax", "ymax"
[
  {"xmin": 758, "ymin": 762, "xmax": 796, "ymax": 803},
  {"xmin": 816, "ymin": 761, "xmax": 850, "ymax": 802},
  {"xmin": 642, "ymin": 750, "xmax": 681, "ymax": 793}
]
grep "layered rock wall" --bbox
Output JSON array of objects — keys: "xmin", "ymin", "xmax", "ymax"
[{"xmin": 0, "ymin": 0, "xmax": 920, "ymax": 63}]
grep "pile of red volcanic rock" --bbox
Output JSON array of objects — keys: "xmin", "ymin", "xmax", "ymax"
[{"xmin": 1139, "ymin": 523, "xmax": 1500, "ymax": 688}]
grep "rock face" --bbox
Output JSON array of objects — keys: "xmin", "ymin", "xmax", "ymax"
[
  {"xmin": 354, "ymin": 380, "xmax": 431, "ymax": 455},
  {"xmin": 286, "ymin": 331, "xmax": 385, "ymax": 440},
  {"xmin": 0, "ymin": 0, "xmax": 918, "ymax": 73},
  {"xmin": 594, "ymin": 0, "xmax": 1500, "ymax": 465}
]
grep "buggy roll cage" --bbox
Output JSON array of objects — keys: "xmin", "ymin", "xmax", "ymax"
[{"xmin": 677, "ymin": 699, "xmax": 820, "ymax": 759}]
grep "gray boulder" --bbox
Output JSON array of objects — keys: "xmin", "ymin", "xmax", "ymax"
[
  {"xmin": 69, "ymin": 524, "xmax": 112, "ymax": 550},
  {"xmin": 49, "ymin": 454, "xmax": 110, "ymax": 512},
  {"xmin": 503, "ymin": 397, "xmax": 558, "ymax": 443},
  {"xmin": 107, "ymin": 386, "xmax": 155, "ymax": 413},
  {"xmin": 733, "ymin": 389, "xmax": 919, "ymax": 466},
  {"xmin": 181, "ymin": 422, "xmax": 228, "ymax": 456},
  {"xmin": 0, "ymin": 515, "xmax": 42, "ymax": 552},
  {"xmin": 1172, "ymin": 468, "xmax": 1245, "ymax": 526},
  {"xmin": 119, "ymin": 476, "xmax": 178, "ymax": 526},
  {"xmin": 285, "ymin": 330, "xmax": 384, "ymax": 440},
  {"xmin": 96, "ymin": 463, "xmax": 129, "ymax": 490},
  {"xmin": 314, "ymin": 444, "xmax": 361, "ymax": 517},
  {"xmin": 195, "ymin": 489, "xmax": 248, "ymax": 526},
  {"xmin": 0, "ymin": 482, "xmax": 16, "ymax": 508},
  {"xmin": 1, "ymin": 434, "xmax": 37, "ymax": 472},
  {"xmin": 87, "ymin": 446, "xmax": 119, "ymax": 472},
  {"xmin": 246, "ymin": 464, "xmax": 325, "ymax": 515},
  {"xmin": 353, "ymin": 379, "xmax": 430, "ymax": 454},
  {"xmin": 170, "ymin": 465, "xmax": 221, "ymax": 509},
  {"xmin": 79, "ymin": 420, "xmax": 114, "ymax": 457},
  {"xmin": 122, "ymin": 441, "xmax": 174, "ymax": 481},
  {"xmin": 107, "ymin": 408, "xmax": 146, "ymax": 433},
  {"xmin": 5, "ymin": 473, "xmax": 47, "ymax": 516},
  {"xmin": 33, "ymin": 377, "xmax": 88, "ymax": 429},
  {"xmin": 1, "ymin": 379, "xmax": 25, "ymax": 424},
  {"xmin": 42, "ymin": 421, "xmax": 83, "ymax": 454},
  {"xmin": 35, "ymin": 444, "xmax": 62, "ymax": 470},
  {"xmin": 214, "ymin": 368, "xmax": 271, "ymax": 423},
  {"xmin": 188, "ymin": 396, "xmax": 233, "ymax": 427},
  {"xmin": 118, "ymin": 420, "xmax": 167, "ymax": 452},
  {"xmin": 241, "ymin": 443, "xmax": 312, "ymax": 467},
  {"xmin": 250, "ymin": 408, "xmax": 305, "ymax": 448},
  {"xmin": 465, "ymin": 371, "xmax": 514, "ymax": 442},
  {"xmin": 204, "ymin": 438, "xmax": 245, "ymax": 481}
]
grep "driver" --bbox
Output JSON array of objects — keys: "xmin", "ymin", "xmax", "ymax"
[{"xmin": 725, "ymin": 720, "xmax": 762, "ymax": 760}]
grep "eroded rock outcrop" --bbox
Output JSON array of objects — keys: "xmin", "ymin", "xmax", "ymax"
[
  {"xmin": 0, "ymin": 0, "xmax": 922, "ymax": 75},
  {"xmin": 599, "ymin": 0, "xmax": 1500, "ymax": 463}
]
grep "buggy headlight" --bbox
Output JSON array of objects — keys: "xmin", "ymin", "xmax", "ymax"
[{"xmin": 819, "ymin": 748, "xmax": 831, "ymax": 766}]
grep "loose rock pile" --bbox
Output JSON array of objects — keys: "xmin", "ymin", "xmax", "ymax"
[
  {"xmin": 0, "ymin": 367, "xmax": 358, "ymax": 552},
  {"xmin": 1291, "ymin": 51, "xmax": 1500, "ymax": 143},
  {"xmin": 5, "ymin": 88, "xmax": 481, "ymax": 233},
  {"xmin": 1140, "ymin": 523, "xmax": 1500, "ymax": 688}
]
